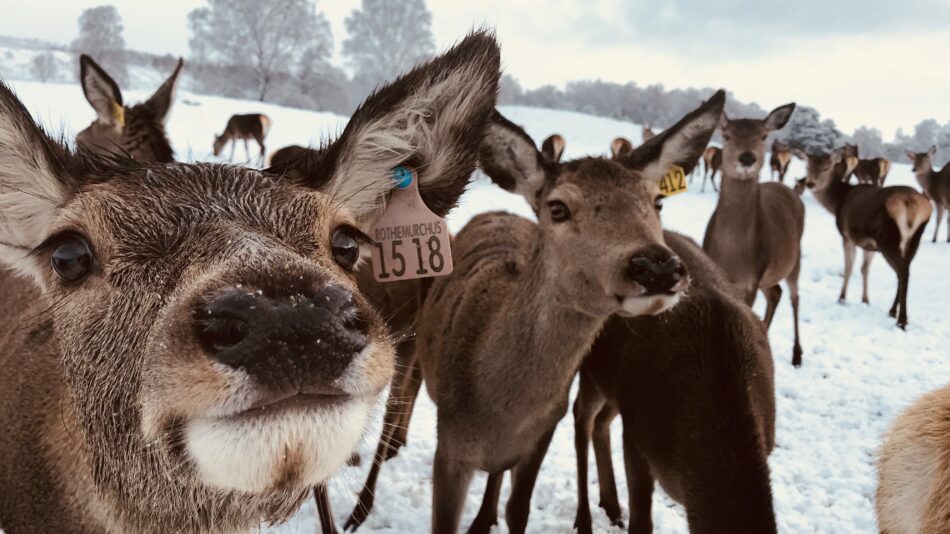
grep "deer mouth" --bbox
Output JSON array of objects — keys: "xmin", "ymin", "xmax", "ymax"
[{"xmin": 233, "ymin": 388, "xmax": 353, "ymax": 419}]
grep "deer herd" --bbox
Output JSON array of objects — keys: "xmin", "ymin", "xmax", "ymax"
[{"xmin": 0, "ymin": 31, "xmax": 947, "ymax": 534}]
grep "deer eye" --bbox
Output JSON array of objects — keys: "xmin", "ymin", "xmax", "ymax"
[
  {"xmin": 723, "ymin": 134, "xmax": 732, "ymax": 142},
  {"xmin": 50, "ymin": 234, "xmax": 93, "ymax": 282},
  {"xmin": 548, "ymin": 200, "xmax": 571, "ymax": 222},
  {"xmin": 654, "ymin": 196, "xmax": 664, "ymax": 212},
  {"xmin": 761, "ymin": 135, "xmax": 768, "ymax": 141},
  {"xmin": 331, "ymin": 226, "xmax": 361, "ymax": 271}
]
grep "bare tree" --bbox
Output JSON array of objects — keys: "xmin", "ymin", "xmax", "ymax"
[
  {"xmin": 343, "ymin": 0, "xmax": 435, "ymax": 91},
  {"xmin": 188, "ymin": 0, "xmax": 332, "ymax": 101},
  {"xmin": 71, "ymin": 5, "xmax": 128, "ymax": 85},
  {"xmin": 31, "ymin": 53, "xmax": 58, "ymax": 82}
]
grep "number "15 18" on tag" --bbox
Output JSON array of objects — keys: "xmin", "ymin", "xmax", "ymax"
[{"xmin": 659, "ymin": 165, "xmax": 687, "ymax": 197}]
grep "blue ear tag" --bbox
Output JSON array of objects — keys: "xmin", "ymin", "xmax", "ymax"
[{"xmin": 392, "ymin": 166, "xmax": 413, "ymax": 189}]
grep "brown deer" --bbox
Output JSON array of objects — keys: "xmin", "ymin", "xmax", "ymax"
[
  {"xmin": 769, "ymin": 139, "xmax": 794, "ymax": 183},
  {"xmin": 574, "ymin": 230, "xmax": 776, "ymax": 534},
  {"xmin": 76, "ymin": 54, "xmax": 183, "ymax": 163},
  {"xmin": 701, "ymin": 145, "xmax": 722, "ymax": 192},
  {"xmin": 214, "ymin": 113, "xmax": 272, "ymax": 166},
  {"xmin": 703, "ymin": 103, "xmax": 804, "ymax": 366},
  {"xmin": 838, "ymin": 143, "xmax": 891, "ymax": 186},
  {"xmin": 802, "ymin": 151, "xmax": 931, "ymax": 329},
  {"xmin": 642, "ymin": 124, "xmax": 656, "ymax": 141},
  {"xmin": 907, "ymin": 146, "xmax": 950, "ymax": 242},
  {"xmin": 0, "ymin": 31, "xmax": 502, "ymax": 533},
  {"xmin": 877, "ymin": 383, "xmax": 950, "ymax": 534},
  {"xmin": 611, "ymin": 136, "xmax": 634, "ymax": 160},
  {"xmin": 414, "ymin": 92, "xmax": 723, "ymax": 534}
]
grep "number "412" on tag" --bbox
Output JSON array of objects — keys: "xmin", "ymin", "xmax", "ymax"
[{"xmin": 658, "ymin": 164, "xmax": 687, "ymax": 197}]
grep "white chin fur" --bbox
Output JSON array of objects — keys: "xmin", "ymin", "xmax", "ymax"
[
  {"xmin": 185, "ymin": 399, "xmax": 371, "ymax": 493},
  {"xmin": 620, "ymin": 293, "xmax": 681, "ymax": 316}
]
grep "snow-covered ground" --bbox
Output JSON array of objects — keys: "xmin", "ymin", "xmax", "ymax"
[{"xmin": 6, "ymin": 80, "xmax": 950, "ymax": 533}]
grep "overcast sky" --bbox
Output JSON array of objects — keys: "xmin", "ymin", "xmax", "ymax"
[{"xmin": 2, "ymin": 0, "xmax": 948, "ymax": 136}]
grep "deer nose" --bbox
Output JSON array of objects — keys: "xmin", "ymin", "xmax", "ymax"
[
  {"xmin": 626, "ymin": 248, "xmax": 687, "ymax": 294},
  {"xmin": 739, "ymin": 151, "xmax": 757, "ymax": 167},
  {"xmin": 194, "ymin": 285, "xmax": 368, "ymax": 389}
]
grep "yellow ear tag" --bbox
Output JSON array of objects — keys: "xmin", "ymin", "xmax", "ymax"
[
  {"xmin": 658, "ymin": 164, "xmax": 687, "ymax": 197},
  {"xmin": 110, "ymin": 102, "xmax": 125, "ymax": 127}
]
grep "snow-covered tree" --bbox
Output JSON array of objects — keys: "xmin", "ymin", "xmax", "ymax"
[
  {"xmin": 850, "ymin": 126, "xmax": 885, "ymax": 158},
  {"xmin": 72, "ymin": 5, "xmax": 128, "ymax": 85},
  {"xmin": 775, "ymin": 105, "xmax": 842, "ymax": 154},
  {"xmin": 31, "ymin": 53, "xmax": 58, "ymax": 82},
  {"xmin": 342, "ymin": 0, "xmax": 435, "ymax": 91},
  {"xmin": 498, "ymin": 74, "xmax": 523, "ymax": 105},
  {"xmin": 188, "ymin": 0, "xmax": 333, "ymax": 101}
]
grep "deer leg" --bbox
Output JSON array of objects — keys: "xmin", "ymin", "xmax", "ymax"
[
  {"xmin": 257, "ymin": 135, "xmax": 267, "ymax": 167},
  {"xmin": 701, "ymin": 168, "xmax": 708, "ymax": 193},
  {"xmin": 896, "ymin": 264, "xmax": 910, "ymax": 329},
  {"xmin": 467, "ymin": 472, "xmax": 504, "ymax": 534},
  {"xmin": 860, "ymin": 250, "xmax": 875, "ymax": 304},
  {"xmin": 761, "ymin": 285, "xmax": 782, "ymax": 329},
  {"xmin": 228, "ymin": 140, "xmax": 235, "ymax": 162},
  {"xmin": 573, "ymin": 372, "xmax": 605, "ymax": 534},
  {"xmin": 933, "ymin": 203, "xmax": 945, "ymax": 243},
  {"xmin": 787, "ymin": 259, "xmax": 803, "ymax": 367},
  {"xmin": 243, "ymin": 138, "xmax": 251, "ymax": 163},
  {"xmin": 711, "ymin": 170, "xmax": 720, "ymax": 192},
  {"xmin": 623, "ymin": 429, "xmax": 655, "ymax": 534},
  {"xmin": 432, "ymin": 445, "xmax": 475, "ymax": 534},
  {"xmin": 343, "ymin": 343, "xmax": 418, "ymax": 530},
  {"xmin": 388, "ymin": 348, "xmax": 422, "ymax": 459},
  {"xmin": 315, "ymin": 485, "xmax": 340, "ymax": 534},
  {"xmin": 839, "ymin": 240, "xmax": 856, "ymax": 303},
  {"xmin": 592, "ymin": 404, "xmax": 622, "ymax": 526},
  {"xmin": 504, "ymin": 427, "xmax": 556, "ymax": 534},
  {"xmin": 881, "ymin": 253, "xmax": 902, "ymax": 320}
]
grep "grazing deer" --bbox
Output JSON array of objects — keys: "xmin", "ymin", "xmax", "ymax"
[
  {"xmin": 907, "ymin": 146, "xmax": 950, "ymax": 242},
  {"xmin": 877, "ymin": 383, "xmax": 950, "ymax": 534},
  {"xmin": 574, "ymin": 230, "xmax": 776, "ymax": 534},
  {"xmin": 701, "ymin": 145, "xmax": 722, "ymax": 192},
  {"xmin": 838, "ymin": 143, "xmax": 891, "ymax": 186},
  {"xmin": 703, "ymin": 103, "xmax": 804, "ymax": 366},
  {"xmin": 0, "ymin": 31, "xmax": 501, "ymax": 533},
  {"xmin": 769, "ymin": 139, "xmax": 794, "ymax": 183},
  {"xmin": 76, "ymin": 54, "xmax": 183, "ymax": 162},
  {"xmin": 611, "ymin": 136, "xmax": 634, "ymax": 160},
  {"xmin": 802, "ymin": 151, "xmax": 931, "ymax": 329},
  {"xmin": 414, "ymin": 92, "xmax": 723, "ymax": 534},
  {"xmin": 214, "ymin": 113, "xmax": 272, "ymax": 166},
  {"xmin": 642, "ymin": 124, "xmax": 656, "ymax": 141}
]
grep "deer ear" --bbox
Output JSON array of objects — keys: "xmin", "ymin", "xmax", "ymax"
[
  {"xmin": 317, "ymin": 31, "xmax": 500, "ymax": 225},
  {"xmin": 541, "ymin": 134, "xmax": 565, "ymax": 163},
  {"xmin": 906, "ymin": 151, "xmax": 917, "ymax": 162},
  {"xmin": 79, "ymin": 55, "xmax": 124, "ymax": 128},
  {"xmin": 928, "ymin": 145, "xmax": 937, "ymax": 157},
  {"xmin": 479, "ymin": 109, "xmax": 547, "ymax": 210},
  {"xmin": 144, "ymin": 58, "xmax": 184, "ymax": 125},
  {"xmin": 764, "ymin": 103, "xmax": 796, "ymax": 131},
  {"xmin": 792, "ymin": 148, "xmax": 807, "ymax": 160},
  {"xmin": 0, "ymin": 82, "xmax": 77, "ymax": 279},
  {"xmin": 623, "ymin": 89, "xmax": 725, "ymax": 179},
  {"xmin": 611, "ymin": 137, "xmax": 633, "ymax": 160}
]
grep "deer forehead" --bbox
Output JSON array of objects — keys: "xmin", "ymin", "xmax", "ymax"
[{"xmin": 555, "ymin": 159, "xmax": 658, "ymax": 199}]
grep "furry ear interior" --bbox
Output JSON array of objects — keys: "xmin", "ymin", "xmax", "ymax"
[
  {"xmin": 144, "ymin": 58, "xmax": 184, "ymax": 125},
  {"xmin": 0, "ymin": 82, "xmax": 76, "ymax": 277},
  {"xmin": 315, "ymin": 31, "xmax": 500, "ymax": 225},
  {"xmin": 479, "ymin": 109, "xmax": 548, "ymax": 210},
  {"xmin": 541, "ymin": 134, "xmax": 565, "ymax": 163},
  {"xmin": 610, "ymin": 137, "xmax": 633, "ymax": 160},
  {"xmin": 764, "ymin": 103, "xmax": 796, "ymax": 131},
  {"xmin": 622, "ymin": 90, "xmax": 726, "ymax": 179},
  {"xmin": 79, "ymin": 54, "xmax": 124, "ymax": 128}
]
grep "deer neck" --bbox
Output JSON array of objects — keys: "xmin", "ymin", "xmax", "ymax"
[
  {"xmin": 915, "ymin": 165, "xmax": 935, "ymax": 191},
  {"xmin": 812, "ymin": 177, "xmax": 853, "ymax": 215},
  {"xmin": 715, "ymin": 176, "xmax": 762, "ymax": 240}
]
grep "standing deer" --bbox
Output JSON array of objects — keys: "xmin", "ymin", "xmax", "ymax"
[
  {"xmin": 769, "ymin": 139, "xmax": 794, "ymax": 183},
  {"xmin": 214, "ymin": 113, "xmax": 272, "ymax": 166},
  {"xmin": 414, "ymin": 92, "xmax": 723, "ymax": 534},
  {"xmin": 907, "ymin": 147, "xmax": 950, "ymax": 242},
  {"xmin": 574, "ymin": 230, "xmax": 776, "ymax": 534},
  {"xmin": 838, "ymin": 143, "xmax": 891, "ymax": 186},
  {"xmin": 0, "ymin": 31, "xmax": 502, "ymax": 533},
  {"xmin": 803, "ymin": 151, "xmax": 931, "ymax": 329},
  {"xmin": 701, "ymin": 145, "xmax": 722, "ymax": 192},
  {"xmin": 642, "ymin": 125, "xmax": 656, "ymax": 141},
  {"xmin": 877, "ymin": 383, "xmax": 950, "ymax": 534},
  {"xmin": 703, "ymin": 103, "xmax": 804, "ymax": 366},
  {"xmin": 76, "ymin": 54, "xmax": 183, "ymax": 162}
]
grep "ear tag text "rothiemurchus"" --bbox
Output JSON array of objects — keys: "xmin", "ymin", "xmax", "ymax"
[
  {"xmin": 659, "ymin": 164, "xmax": 687, "ymax": 196},
  {"xmin": 370, "ymin": 166, "xmax": 453, "ymax": 282}
]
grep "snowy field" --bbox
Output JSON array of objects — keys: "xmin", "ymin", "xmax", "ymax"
[{"xmin": 6, "ymin": 80, "xmax": 950, "ymax": 533}]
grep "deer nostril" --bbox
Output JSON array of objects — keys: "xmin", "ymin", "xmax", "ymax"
[
  {"xmin": 627, "ymin": 254, "xmax": 686, "ymax": 294},
  {"xmin": 196, "ymin": 315, "xmax": 250, "ymax": 354},
  {"xmin": 739, "ymin": 151, "xmax": 757, "ymax": 166}
]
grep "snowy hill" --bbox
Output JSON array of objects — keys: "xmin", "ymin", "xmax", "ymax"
[{"xmin": 5, "ymin": 79, "xmax": 950, "ymax": 533}]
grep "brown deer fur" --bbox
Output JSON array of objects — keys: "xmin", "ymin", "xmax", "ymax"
[
  {"xmin": 769, "ymin": 139, "xmax": 793, "ymax": 183},
  {"xmin": 76, "ymin": 55, "xmax": 183, "ymax": 163},
  {"xmin": 574, "ymin": 230, "xmax": 777, "ymax": 534},
  {"xmin": 877, "ymin": 383, "xmax": 950, "ymax": 534},
  {"xmin": 703, "ymin": 103, "xmax": 805, "ymax": 366},
  {"xmin": 611, "ymin": 137, "xmax": 634, "ymax": 160},
  {"xmin": 907, "ymin": 146, "xmax": 950, "ymax": 242},
  {"xmin": 0, "ymin": 32, "xmax": 501, "ymax": 533},
  {"xmin": 838, "ymin": 143, "xmax": 891, "ymax": 186},
  {"xmin": 803, "ymin": 151, "xmax": 931, "ymax": 329},
  {"xmin": 701, "ymin": 145, "xmax": 722, "ymax": 192},
  {"xmin": 214, "ymin": 113, "xmax": 272, "ymax": 166},
  {"xmin": 414, "ymin": 92, "xmax": 724, "ymax": 534}
]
